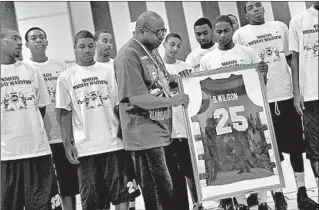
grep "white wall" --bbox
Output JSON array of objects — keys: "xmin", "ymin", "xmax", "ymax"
[{"xmin": 14, "ymin": 2, "xmax": 75, "ymax": 61}]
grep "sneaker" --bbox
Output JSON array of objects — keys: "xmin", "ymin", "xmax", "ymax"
[
  {"xmin": 247, "ymin": 193, "xmax": 259, "ymax": 207},
  {"xmin": 218, "ymin": 198, "xmax": 235, "ymax": 210},
  {"xmin": 258, "ymin": 202, "xmax": 271, "ymax": 210},
  {"xmin": 297, "ymin": 186, "xmax": 319, "ymax": 210},
  {"xmin": 272, "ymin": 191, "xmax": 288, "ymax": 210},
  {"xmin": 237, "ymin": 204, "xmax": 250, "ymax": 210}
]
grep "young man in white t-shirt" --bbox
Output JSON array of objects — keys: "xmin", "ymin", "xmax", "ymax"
[
  {"xmin": 200, "ymin": 15, "xmax": 269, "ymax": 210},
  {"xmin": 227, "ymin": 14, "xmax": 240, "ymax": 31},
  {"xmin": 55, "ymin": 30, "xmax": 134, "ymax": 210},
  {"xmin": 185, "ymin": 18, "xmax": 218, "ymax": 72},
  {"xmin": 24, "ymin": 26, "xmax": 79, "ymax": 210},
  {"xmin": 233, "ymin": 2, "xmax": 318, "ymax": 210},
  {"xmin": 94, "ymin": 30, "xmax": 141, "ymax": 210},
  {"xmin": 163, "ymin": 33, "xmax": 206, "ymax": 210},
  {"xmin": 289, "ymin": 1, "xmax": 319, "ymax": 204},
  {"xmin": 95, "ymin": 30, "xmax": 114, "ymax": 65},
  {"xmin": 1, "ymin": 29, "xmax": 62, "ymax": 210}
]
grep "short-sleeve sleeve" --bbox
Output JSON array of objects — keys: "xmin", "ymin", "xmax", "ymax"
[
  {"xmin": 280, "ymin": 22, "xmax": 291, "ymax": 56},
  {"xmin": 115, "ymin": 57, "xmax": 149, "ymax": 102},
  {"xmin": 62, "ymin": 61, "xmax": 68, "ymax": 71},
  {"xmin": 185, "ymin": 53, "xmax": 194, "ymax": 69},
  {"xmin": 183, "ymin": 62, "xmax": 193, "ymax": 72},
  {"xmin": 34, "ymin": 67, "xmax": 50, "ymax": 107},
  {"xmin": 107, "ymin": 68, "xmax": 119, "ymax": 107},
  {"xmin": 233, "ymin": 30, "xmax": 242, "ymax": 45},
  {"xmin": 200, "ymin": 55, "xmax": 209, "ymax": 72},
  {"xmin": 55, "ymin": 72, "xmax": 72, "ymax": 111},
  {"xmin": 289, "ymin": 17, "xmax": 300, "ymax": 53}
]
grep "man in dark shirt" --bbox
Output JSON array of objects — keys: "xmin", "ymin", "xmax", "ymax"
[{"xmin": 114, "ymin": 11, "xmax": 189, "ymax": 210}]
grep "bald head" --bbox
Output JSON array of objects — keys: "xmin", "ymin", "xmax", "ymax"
[
  {"xmin": 1, "ymin": 28, "xmax": 20, "ymax": 39},
  {"xmin": 134, "ymin": 11, "xmax": 166, "ymax": 50},
  {"xmin": 136, "ymin": 11, "xmax": 163, "ymax": 30},
  {"xmin": 1, "ymin": 28, "xmax": 22, "ymax": 61}
]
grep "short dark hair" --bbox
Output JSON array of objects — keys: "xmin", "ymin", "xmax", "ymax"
[
  {"xmin": 243, "ymin": 1, "xmax": 249, "ymax": 13},
  {"xmin": 165, "ymin": 33, "xmax": 182, "ymax": 43},
  {"xmin": 25, "ymin": 27, "xmax": 47, "ymax": 42},
  {"xmin": 194, "ymin": 18, "xmax": 213, "ymax": 29},
  {"xmin": 227, "ymin": 14, "xmax": 238, "ymax": 22},
  {"xmin": 74, "ymin": 30, "xmax": 94, "ymax": 45},
  {"xmin": 214, "ymin": 15, "xmax": 233, "ymax": 28},
  {"xmin": 94, "ymin": 30, "xmax": 110, "ymax": 41}
]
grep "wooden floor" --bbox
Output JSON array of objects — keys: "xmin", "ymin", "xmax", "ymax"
[{"xmin": 76, "ymin": 154, "xmax": 318, "ymax": 210}]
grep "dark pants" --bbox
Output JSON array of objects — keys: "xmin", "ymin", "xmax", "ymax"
[
  {"xmin": 1, "ymin": 155, "xmax": 62, "ymax": 210},
  {"xmin": 165, "ymin": 142, "xmax": 190, "ymax": 210},
  {"xmin": 304, "ymin": 100, "xmax": 319, "ymax": 161},
  {"xmin": 131, "ymin": 146, "xmax": 175, "ymax": 210}
]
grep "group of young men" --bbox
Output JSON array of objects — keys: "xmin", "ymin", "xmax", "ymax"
[{"xmin": 1, "ymin": 1, "xmax": 318, "ymax": 210}]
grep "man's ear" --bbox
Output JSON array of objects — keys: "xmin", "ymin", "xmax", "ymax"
[
  {"xmin": 73, "ymin": 44, "xmax": 76, "ymax": 50},
  {"xmin": 138, "ymin": 27, "xmax": 145, "ymax": 37},
  {"xmin": 25, "ymin": 42, "xmax": 29, "ymax": 48}
]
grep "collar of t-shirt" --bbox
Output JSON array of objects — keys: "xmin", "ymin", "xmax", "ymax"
[
  {"xmin": 216, "ymin": 44, "xmax": 239, "ymax": 55},
  {"xmin": 164, "ymin": 60, "xmax": 181, "ymax": 66},
  {"xmin": 76, "ymin": 62, "xmax": 99, "ymax": 70},
  {"xmin": 27, "ymin": 58, "xmax": 50, "ymax": 66},
  {"xmin": 1, "ymin": 60, "xmax": 22, "ymax": 69}
]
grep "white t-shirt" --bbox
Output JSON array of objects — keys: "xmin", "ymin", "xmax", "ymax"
[
  {"xmin": 55, "ymin": 62, "xmax": 123, "ymax": 157},
  {"xmin": 1, "ymin": 61, "xmax": 51, "ymax": 160},
  {"xmin": 200, "ymin": 44, "xmax": 260, "ymax": 71},
  {"xmin": 233, "ymin": 21, "xmax": 293, "ymax": 103},
  {"xmin": 185, "ymin": 44, "xmax": 218, "ymax": 72},
  {"xmin": 289, "ymin": 6, "xmax": 318, "ymax": 102},
  {"xmin": 26, "ymin": 58, "xmax": 67, "ymax": 144},
  {"xmin": 164, "ymin": 60, "xmax": 191, "ymax": 138}
]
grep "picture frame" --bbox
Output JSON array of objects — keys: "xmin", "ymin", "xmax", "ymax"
[{"xmin": 178, "ymin": 64, "xmax": 285, "ymax": 202}]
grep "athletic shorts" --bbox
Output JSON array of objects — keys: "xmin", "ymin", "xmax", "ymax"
[
  {"xmin": 50, "ymin": 143, "xmax": 79, "ymax": 196},
  {"xmin": 77, "ymin": 150, "xmax": 137, "ymax": 210},
  {"xmin": 171, "ymin": 138, "xmax": 195, "ymax": 179},
  {"xmin": 303, "ymin": 100, "xmax": 319, "ymax": 161},
  {"xmin": 103, "ymin": 151, "xmax": 140, "ymax": 209},
  {"xmin": 269, "ymin": 98, "xmax": 306, "ymax": 160},
  {"xmin": 1, "ymin": 155, "xmax": 62, "ymax": 210}
]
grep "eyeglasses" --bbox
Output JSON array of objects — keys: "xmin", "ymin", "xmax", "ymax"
[{"xmin": 143, "ymin": 27, "xmax": 167, "ymax": 38}]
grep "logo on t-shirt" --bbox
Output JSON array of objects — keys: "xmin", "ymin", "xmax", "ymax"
[
  {"xmin": 77, "ymin": 90, "xmax": 110, "ymax": 110},
  {"xmin": 303, "ymin": 40, "xmax": 318, "ymax": 57},
  {"xmin": 1, "ymin": 76, "xmax": 35, "ymax": 111},
  {"xmin": 1, "ymin": 92, "xmax": 35, "ymax": 111},
  {"xmin": 221, "ymin": 60, "xmax": 242, "ymax": 68},
  {"xmin": 148, "ymin": 64, "xmax": 166, "ymax": 98},
  {"xmin": 302, "ymin": 23, "xmax": 318, "ymax": 58},
  {"xmin": 259, "ymin": 47, "xmax": 281, "ymax": 63},
  {"xmin": 73, "ymin": 77, "xmax": 110, "ymax": 110},
  {"xmin": 43, "ymin": 73, "xmax": 60, "ymax": 103}
]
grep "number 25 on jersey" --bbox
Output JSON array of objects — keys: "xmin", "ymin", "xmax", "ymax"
[{"xmin": 213, "ymin": 105, "xmax": 248, "ymax": 135}]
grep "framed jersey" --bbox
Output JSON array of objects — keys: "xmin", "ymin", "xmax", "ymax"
[{"xmin": 178, "ymin": 64, "xmax": 285, "ymax": 202}]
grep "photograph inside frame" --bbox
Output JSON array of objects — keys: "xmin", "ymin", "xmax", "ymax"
[{"xmin": 179, "ymin": 64, "xmax": 285, "ymax": 201}]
